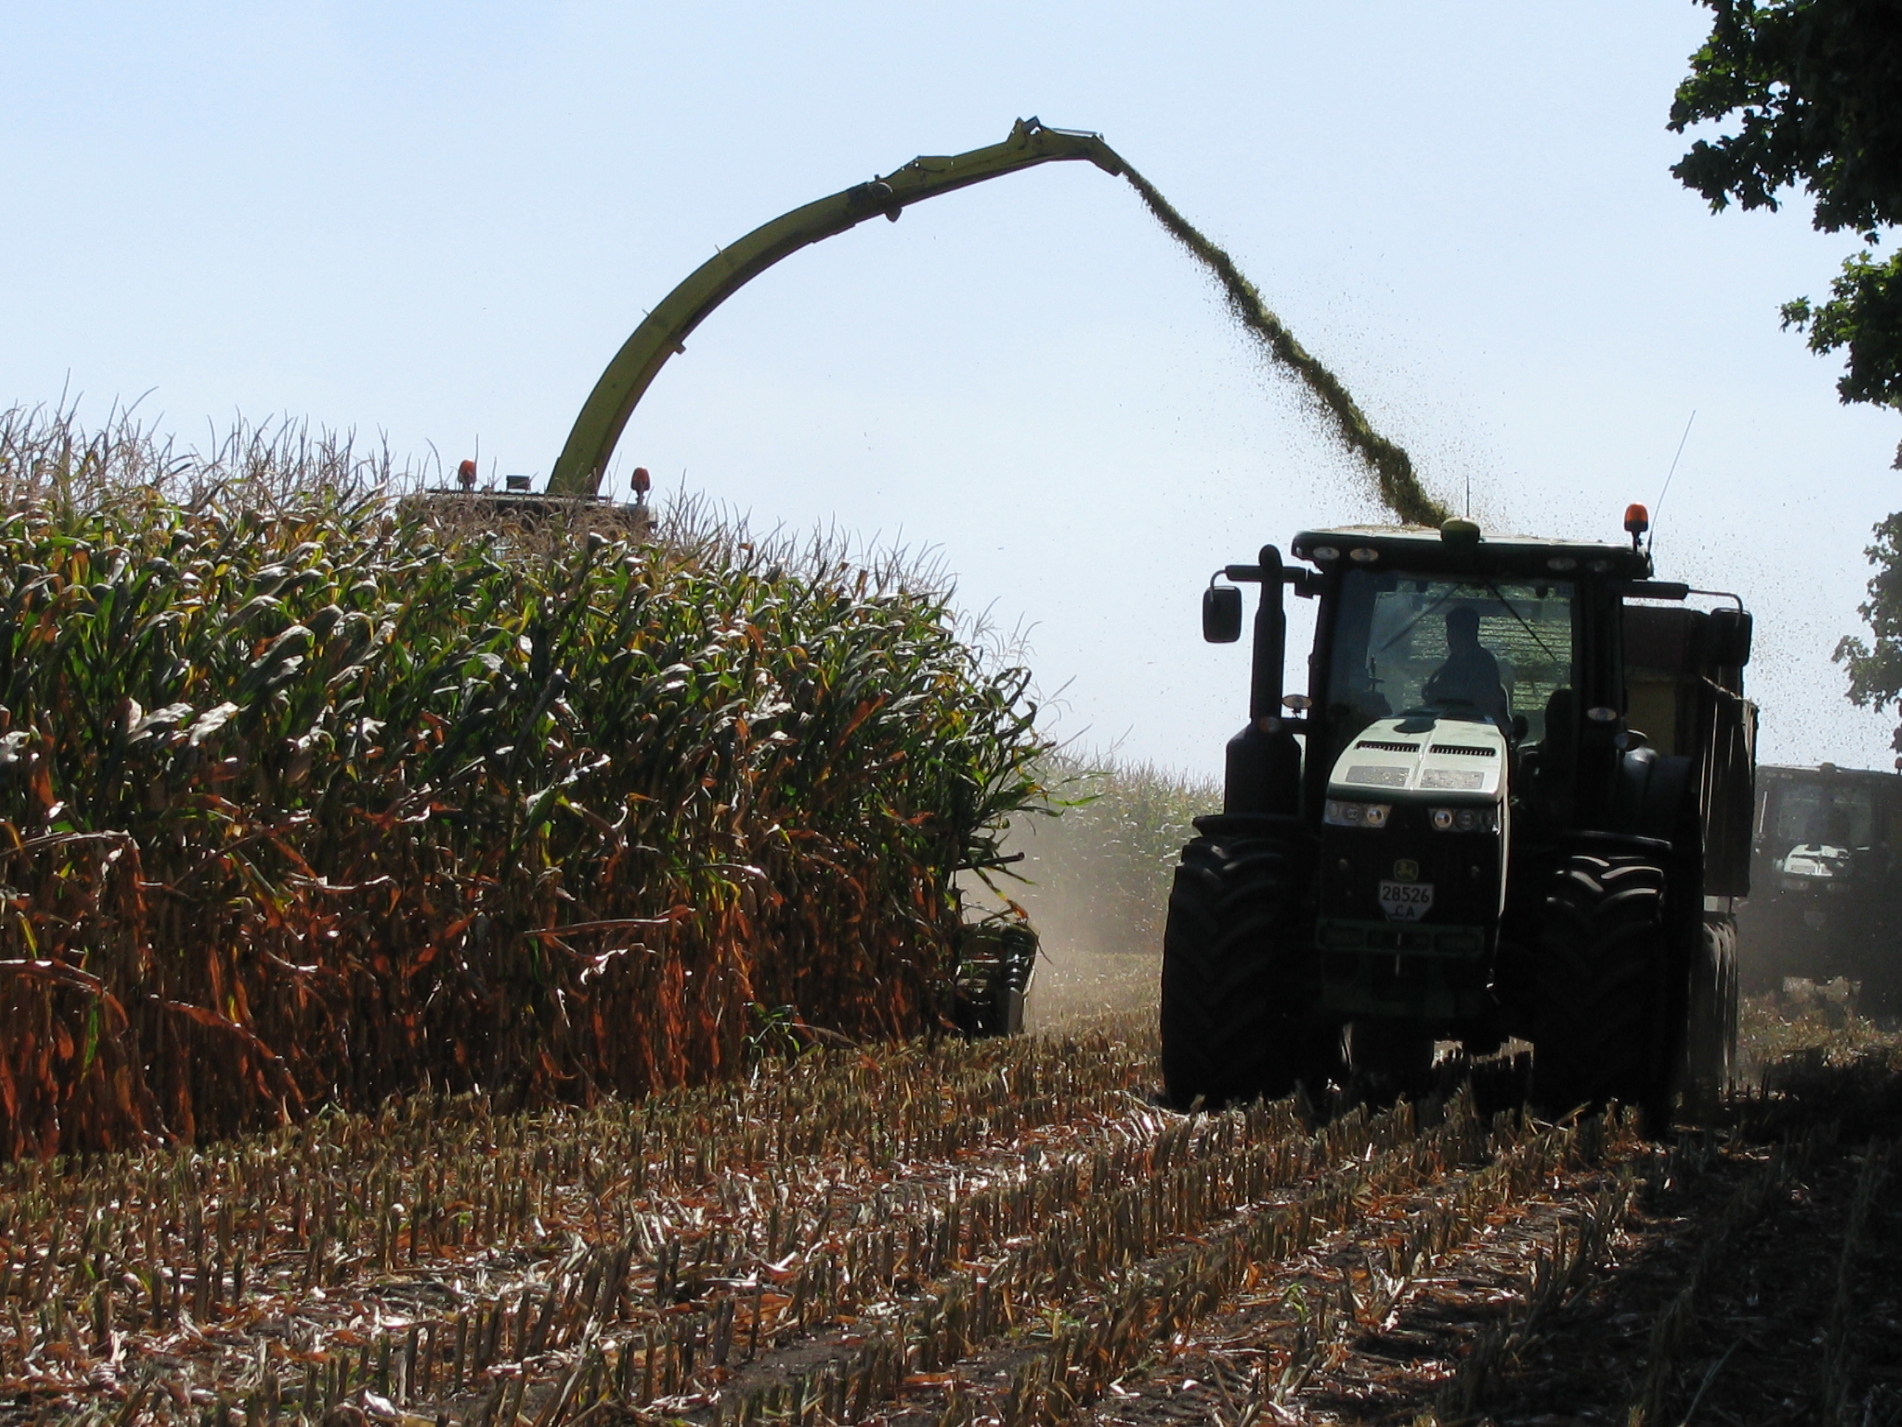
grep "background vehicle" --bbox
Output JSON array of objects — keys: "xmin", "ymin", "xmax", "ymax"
[
  {"xmin": 1739, "ymin": 762, "xmax": 1902, "ymax": 1012},
  {"xmin": 952, "ymin": 919, "xmax": 1040, "ymax": 1037},
  {"xmin": 1161, "ymin": 512, "xmax": 1755, "ymax": 1124}
]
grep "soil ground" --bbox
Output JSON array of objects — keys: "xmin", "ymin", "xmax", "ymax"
[{"xmin": 1, "ymin": 975, "xmax": 1899, "ymax": 1426}]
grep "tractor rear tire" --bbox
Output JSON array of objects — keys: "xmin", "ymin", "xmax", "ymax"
[
  {"xmin": 1160, "ymin": 831, "xmax": 1333, "ymax": 1108},
  {"xmin": 1531, "ymin": 852, "xmax": 1673, "ymax": 1125}
]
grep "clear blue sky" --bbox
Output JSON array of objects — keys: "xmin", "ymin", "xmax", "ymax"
[{"xmin": 4, "ymin": 2, "xmax": 1897, "ymax": 776}]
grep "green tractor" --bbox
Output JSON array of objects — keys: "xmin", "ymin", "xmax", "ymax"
[{"xmin": 1161, "ymin": 511, "xmax": 1755, "ymax": 1124}]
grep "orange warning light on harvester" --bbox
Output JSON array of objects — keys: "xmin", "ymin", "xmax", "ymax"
[{"xmin": 1623, "ymin": 503, "xmax": 1649, "ymax": 549}]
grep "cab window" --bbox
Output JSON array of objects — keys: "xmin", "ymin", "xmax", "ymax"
[
  {"xmin": 1323, "ymin": 570, "xmax": 1577, "ymax": 760},
  {"xmin": 1771, "ymin": 782, "xmax": 1875, "ymax": 849}
]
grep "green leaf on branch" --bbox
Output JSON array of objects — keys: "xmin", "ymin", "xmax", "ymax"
[{"xmin": 1671, "ymin": 0, "xmax": 1902, "ymax": 418}]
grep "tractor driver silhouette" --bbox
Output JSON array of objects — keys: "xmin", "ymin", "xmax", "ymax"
[{"xmin": 1421, "ymin": 605, "xmax": 1511, "ymax": 729}]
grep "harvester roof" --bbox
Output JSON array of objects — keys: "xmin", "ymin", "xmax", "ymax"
[{"xmin": 1289, "ymin": 525, "xmax": 1652, "ymax": 581}]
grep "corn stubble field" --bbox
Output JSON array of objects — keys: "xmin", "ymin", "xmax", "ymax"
[
  {"xmin": 4, "ymin": 412, "xmax": 1902, "ymax": 1425},
  {"xmin": 1, "ymin": 1002, "xmax": 1899, "ymax": 1426}
]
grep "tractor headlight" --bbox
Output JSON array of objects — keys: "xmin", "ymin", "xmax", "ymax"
[
  {"xmin": 1429, "ymin": 806, "xmax": 1497, "ymax": 833},
  {"xmin": 1325, "ymin": 800, "xmax": 1391, "ymax": 828}
]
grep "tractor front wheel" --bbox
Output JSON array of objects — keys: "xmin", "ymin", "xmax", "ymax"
[{"xmin": 1160, "ymin": 829, "xmax": 1334, "ymax": 1108}]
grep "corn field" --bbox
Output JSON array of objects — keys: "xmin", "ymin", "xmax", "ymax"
[
  {"xmin": 0, "ymin": 406, "xmax": 1050, "ymax": 1157},
  {"xmin": 960, "ymin": 756, "xmax": 1211, "ymax": 1028}
]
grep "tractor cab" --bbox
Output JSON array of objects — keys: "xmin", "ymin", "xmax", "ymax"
[{"xmin": 1295, "ymin": 528, "xmax": 1633, "ymax": 827}]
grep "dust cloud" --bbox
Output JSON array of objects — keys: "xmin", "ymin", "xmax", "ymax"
[
  {"xmin": 1006, "ymin": 821, "xmax": 1164, "ymax": 1032},
  {"xmin": 967, "ymin": 759, "xmax": 1213, "ymax": 1031}
]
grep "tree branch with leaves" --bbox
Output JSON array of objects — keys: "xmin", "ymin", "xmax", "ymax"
[
  {"xmin": 1834, "ymin": 513, "xmax": 1902, "ymax": 756},
  {"xmin": 1669, "ymin": 0, "xmax": 1902, "ymax": 459}
]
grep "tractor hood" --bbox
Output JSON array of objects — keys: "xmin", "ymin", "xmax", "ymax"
[
  {"xmin": 1777, "ymin": 843, "xmax": 1850, "ymax": 884},
  {"xmin": 1326, "ymin": 716, "xmax": 1507, "ymax": 804}
]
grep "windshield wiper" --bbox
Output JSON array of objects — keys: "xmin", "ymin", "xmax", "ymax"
[
  {"xmin": 1377, "ymin": 586, "xmax": 1464, "ymax": 655},
  {"xmin": 1485, "ymin": 580, "xmax": 1562, "ymax": 665}
]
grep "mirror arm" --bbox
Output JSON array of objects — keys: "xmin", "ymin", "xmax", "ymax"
[{"xmin": 1220, "ymin": 563, "xmax": 1317, "ymax": 594}]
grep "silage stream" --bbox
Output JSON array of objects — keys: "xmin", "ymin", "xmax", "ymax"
[{"xmin": 1120, "ymin": 166, "xmax": 1448, "ymax": 528}]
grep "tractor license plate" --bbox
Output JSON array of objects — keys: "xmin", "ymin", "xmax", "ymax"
[{"xmin": 1378, "ymin": 880, "xmax": 1434, "ymax": 921}]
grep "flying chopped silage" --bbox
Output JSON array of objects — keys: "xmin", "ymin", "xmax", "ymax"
[{"xmin": 1121, "ymin": 168, "xmax": 1450, "ymax": 528}]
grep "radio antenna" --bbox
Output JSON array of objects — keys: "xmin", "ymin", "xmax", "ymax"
[{"xmin": 1647, "ymin": 410, "xmax": 1696, "ymax": 555}]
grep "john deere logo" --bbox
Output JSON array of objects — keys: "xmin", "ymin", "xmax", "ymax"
[{"xmin": 1393, "ymin": 859, "xmax": 1420, "ymax": 882}]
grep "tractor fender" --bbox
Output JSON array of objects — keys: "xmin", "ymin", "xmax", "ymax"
[{"xmin": 1607, "ymin": 747, "xmax": 1695, "ymax": 846}]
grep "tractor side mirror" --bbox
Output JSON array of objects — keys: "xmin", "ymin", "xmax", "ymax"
[
  {"xmin": 1710, "ymin": 608, "xmax": 1753, "ymax": 668},
  {"xmin": 1203, "ymin": 585, "xmax": 1243, "ymax": 643}
]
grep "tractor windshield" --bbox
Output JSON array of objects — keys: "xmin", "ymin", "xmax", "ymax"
[
  {"xmin": 1766, "ymin": 780, "xmax": 1876, "ymax": 851},
  {"xmin": 1323, "ymin": 569, "xmax": 1576, "ymax": 751}
]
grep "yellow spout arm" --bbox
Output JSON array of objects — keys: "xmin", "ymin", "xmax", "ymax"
[{"xmin": 546, "ymin": 118, "xmax": 1125, "ymax": 497}]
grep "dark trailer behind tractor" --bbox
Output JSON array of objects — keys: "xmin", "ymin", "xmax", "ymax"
[{"xmin": 1161, "ymin": 511, "xmax": 1755, "ymax": 1126}]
